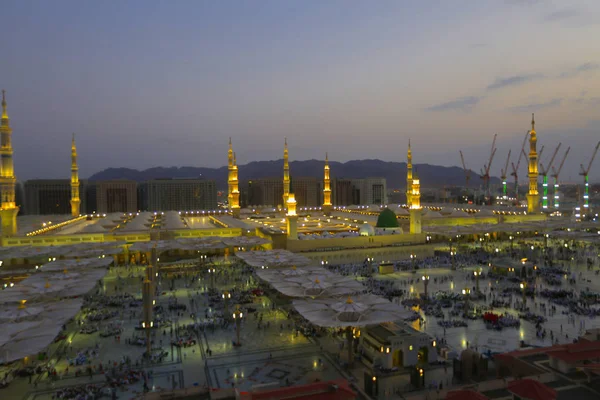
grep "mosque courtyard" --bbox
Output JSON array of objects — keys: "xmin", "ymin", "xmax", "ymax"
[{"xmin": 0, "ymin": 235, "xmax": 599, "ymax": 400}]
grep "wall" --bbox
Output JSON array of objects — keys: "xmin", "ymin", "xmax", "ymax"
[{"xmin": 286, "ymin": 233, "xmax": 427, "ymax": 252}]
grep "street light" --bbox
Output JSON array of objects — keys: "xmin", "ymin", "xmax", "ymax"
[
  {"xmin": 410, "ymin": 254, "xmax": 416, "ymax": 270},
  {"xmin": 450, "ymin": 251, "xmax": 456, "ymax": 270},
  {"xmin": 473, "ymin": 269, "xmax": 482, "ymax": 293},
  {"xmin": 462, "ymin": 287, "xmax": 471, "ymax": 310},
  {"xmin": 208, "ymin": 267, "xmax": 216, "ymax": 290},
  {"xmin": 421, "ymin": 275, "xmax": 430, "ymax": 298},
  {"xmin": 232, "ymin": 305, "xmax": 243, "ymax": 346},
  {"xmin": 520, "ymin": 282, "xmax": 527, "ymax": 308},
  {"xmin": 222, "ymin": 291, "xmax": 231, "ymax": 317}
]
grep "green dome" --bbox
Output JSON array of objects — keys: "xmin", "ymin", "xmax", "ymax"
[{"xmin": 376, "ymin": 208, "xmax": 399, "ymax": 228}]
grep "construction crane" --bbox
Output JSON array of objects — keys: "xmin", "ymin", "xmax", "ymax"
[
  {"xmin": 500, "ymin": 150, "xmax": 512, "ymax": 200},
  {"xmin": 551, "ymin": 146, "xmax": 570, "ymax": 209},
  {"xmin": 480, "ymin": 134, "xmax": 497, "ymax": 204},
  {"xmin": 510, "ymin": 131, "xmax": 529, "ymax": 204},
  {"xmin": 579, "ymin": 141, "xmax": 600, "ymax": 214},
  {"xmin": 539, "ymin": 143, "xmax": 562, "ymax": 210},
  {"xmin": 459, "ymin": 150, "xmax": 471, "ymax": 200}
]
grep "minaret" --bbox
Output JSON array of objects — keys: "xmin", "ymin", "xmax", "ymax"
[
  {"xmin": 282, "ymin": 138, "xmax": 290, "ymax": 208},
  {"xmin": 230, "ymin": 151, "xmax": 240, "ymax": 217},
  {"xmin": 227, "ymin": 138, "xmax": 234, "ymax": 209},
  {"xmin": 70, "ymin": 133, "xmax": 81, "ymax": 217},
  {"xmin": 526, "ymin": 114, "xmax": 540, "ymax": 213},
  {"xmin": 286, "ymin": 178, "xmax": 298, "ymax": 240},
  {"xmin": 406, "ymin": 140, "xmax": 413, "ymax": 205},
  {"xmin": 322, "ymin": 152, "xmax": 332, "ymax": 214},
  {"xmin": 0, "ymin": 90, "xmax": 19, "ymax": 236},
  {"xmin": 409, "ymin": 174, "xmax": 422, "ymax": 234}
]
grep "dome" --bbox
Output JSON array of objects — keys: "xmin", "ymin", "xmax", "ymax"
[
  {"xmin": 449, "ymin": 209, "xmax": 469, "ymax": 218},
  {"xmin": 359, "ymin": 223, "xmax": 375, "ymax": 237},
  {"xmin": 396, "ymin": 206, "xmax": 409, "ymax": 215},
  {"xmin": 477, "ymin": 209, "xmax": 495, "ymax": 217},
  {"xmin": 424, "ymin": 211, "xmax": 443, "ymax": 219},
  {"xmin": 376, "ymin": 208, "xmax": 399, "ymax": 228},
  {"xmin": 439, "ymin": 207, "xmax": 454, "ymax": 216}
]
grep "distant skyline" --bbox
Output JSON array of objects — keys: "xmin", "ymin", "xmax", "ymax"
[{"xmin": 2, "ymin": 0, "xmax": 600, "ymax": 182}]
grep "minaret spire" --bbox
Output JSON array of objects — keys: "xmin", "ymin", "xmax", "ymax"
[
  {"xmin": 406, "ymin": 139, "xmax": 413, "ymax": 205},
  {"xmin": 527, "ymin": 113, "xmax": 540, "ymax": 213},
  {"xmin": 282, "ymin": 138, "xmax": 290, "ymax": 208},
  {"xmin": 323, "ymin": 152, "xmax": 332, "ymax": 214},
  {"xmin": 228, "ymin": 140, "xmax": 240, "ymax": 216},
  {"xmin": 70, "ymin": 133, "xmax": 81, "ymax": 217},
  {"xmin": 1, "ymin": 90, "xmax": 7, "ymax": 119},
  {"xmin": 0, "ymin": 90, "xmax": 19, "ymax": 236}
]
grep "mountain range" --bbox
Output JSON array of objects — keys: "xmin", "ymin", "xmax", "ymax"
[{"xmin": 88, "ymin": 159, "xmax": 501, "ymax": 190}]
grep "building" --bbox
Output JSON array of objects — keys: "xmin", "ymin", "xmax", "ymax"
[
  {"xmin": 361, "ymin": 322, "xmax": 437, "ymax": 369},
  {"xmin": 351, "ymin": 178, "xmax": 387, "ymax": 205},
  {"xmin": 245, "ymin": 177, "xmax": 319, "ymax": 208},
  {"xmin": 332, "ymin": 178, "xmax": 354, "ymax": 206},
  {"xmin": 96, "ymin": 180, "xmax": 137, "ymax": 213},
  {"xmin": 143, "ymin": 178, "xmax": 217, "ymax": 211},
  {"xmin": 25, "ymin": 179, "xmax": 72, "ymax": 215}
]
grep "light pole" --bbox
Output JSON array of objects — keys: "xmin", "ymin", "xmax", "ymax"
[
  {"xmin": 462, "ymin": 287, "xmax": 471, "ymax": 310},
  {"xmin": 410, "ymin": 254, "xmax": 416, "ymax": 270},
  {"xmin": 208, "ymin": 267, "xmax": 216, "ymax": 290},
  {"xmin": 509, "ymin": 235, "xmax": 514, "ymax": 254},
  {"xmin": 142, "ymin": 278, "xmax": 154, "ymax": 356},
  {"xmin": 232, "ymin": 305, "xmax": 243, "ymax": 346},
  {"xmin": 421, "ymin": 275, "xmax": 430, "ymax": 298},
  {"xmin": 473, "ymin": 269, "xmax": 482, "ymax": 293},
  {"xmin": 222, "ymin": 291, "xmax": 231, "ymax": 318},
  {"xmin": 520, "ymin": 282, "xmax": 527, "ymax": 309},
  {"xmin": 450, "ymin": 250, "xmax": 456, "ymax": 270}
]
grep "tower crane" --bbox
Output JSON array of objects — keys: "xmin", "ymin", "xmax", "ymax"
[
  {"xmin": 539, "ymin": 143, "xmax": 561, "ymax": 210},
  {"xmin": 459, "ymin": 150, "xmax": 471, "ymax": 197},
  {"xmin": 579, "ymin": 141, "xmax": 600, "ymax": 214},
  {"xmin": 500, "ymin": 150, "xmax": 512, "ymax": 200},
  {"xmin": 510, "ymin": 131, "xmax": 529, "ymax": 204},
  {"xmin": 480, "ymin": 134, "xmax": 497, "ymax": 204},
  {"xmin": 551, "ymin": 146, "xmax": 570, "ymax": 209}
]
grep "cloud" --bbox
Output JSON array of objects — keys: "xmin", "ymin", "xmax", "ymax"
[
  {"xmin": 560, "ymin": 62, "xmax": 600, "ymax": 78},
  {"xmin": 508, "ymin": 98, "xmax": 562, "ymax": 112},
  {"xmin": 424, "ymin": 96, "xmax": 482, "ymax": 112},
  {"xmin": 544, "ymin": 9, "xmax": 579, "ymax": 22},
  {"xmin": 487, "ymin": 74, "xmax": 543, "ymax": 90},
  {"xmin": 575, "ymin": 96, "xmax": 600, "ymax": 105},
  {"xmin": 505, "ymin": 0, "xmax": 541, "ymax": 5},
  {"xmin": 470, "ymin": 43, "xmax": 487, "ymax": 49}
]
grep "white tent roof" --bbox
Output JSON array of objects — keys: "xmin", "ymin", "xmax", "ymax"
[
  {"xmin": 236, "ymin": 249, "xmax": 311, "ymax": 268},
  {"xmin": 293, "ymin": 294, "xmax": 413, "ymax": 327}
]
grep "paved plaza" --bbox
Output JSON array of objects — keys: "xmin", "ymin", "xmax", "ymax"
[{"xmin": 2, "ymin": 238, "xmax": 600, "ymax": 399}]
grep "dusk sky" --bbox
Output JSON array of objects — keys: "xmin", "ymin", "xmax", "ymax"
[{"xmin": 3, "ymin": 0, "xmax": 600, "ymax": 182}]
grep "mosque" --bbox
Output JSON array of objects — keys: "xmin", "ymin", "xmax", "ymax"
[{"xmin": 0, "ymin": 90, "xmax": 549, "ymax": 265}]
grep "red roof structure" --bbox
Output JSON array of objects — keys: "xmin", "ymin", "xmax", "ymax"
[
  {"xmin": 507, "ymin": 379, "xmax": 556, "ymax": 400},
  {"xmin": 446, "ymin": 389, "xmax": 489, "ymax": 400},
  {"xmin": 499, "ymin": 339, "xmax": 600, "ymax": 365},
  {"xmin": 238, "ymin": 379, "xmax": 356, "ymax": 400}
]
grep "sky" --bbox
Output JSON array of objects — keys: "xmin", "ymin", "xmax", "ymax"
[{"xmin": 2, "ymin": 0, "xmax": 600, "ymax": 182}]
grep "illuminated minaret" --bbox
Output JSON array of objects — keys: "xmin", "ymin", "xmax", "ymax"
[
  {"xmin": 406, "ymin": 140, "xmax": 413, "ymax": 205},
  {"xmin": 409, "ymin": 175, "xmax": 422, "ymax": 234},
  {"xmin": 526, "ymin": 114, "xmax": 540, "ymax": 213},
  {"xmin": 227, "ymin": 138, "xmax": 234, "ymax": 208},
  {"xmin": 70, "ymin": 133, "xmax": 81, "ymax": 217},
  {"xmin": 282, "ymin": 138, "xmax": 290, "ymax": 208},
  {"xmin": 231, "ymin": 151, "xmax": 240, "ymax": 217},
  {"xmin": 0, "ymin": 90, "xmax": 19, "ymax": 236},
  {"xmin": 286, "ymin": 179, "xmax": 298, "ymax": 240},
  {"xmin": 322, "ymin": 153, "xmax": 332, "ymax": 214}
]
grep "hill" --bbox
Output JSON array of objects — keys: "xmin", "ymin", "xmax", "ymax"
[{"xmin": 88, "ymin": 159, "xmax": 500, "ymax": 189}]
